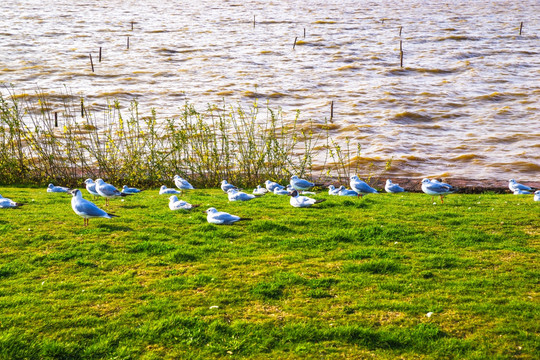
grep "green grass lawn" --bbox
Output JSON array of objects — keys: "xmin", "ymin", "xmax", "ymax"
[{"xmin": 0, "ymin": 187, "xmax": 538, "ymax": 359}]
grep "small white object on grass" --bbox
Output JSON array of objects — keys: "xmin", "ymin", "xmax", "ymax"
[{"xmin": 426, "ymin": 312, "xmax": 433, "ymax": 318}]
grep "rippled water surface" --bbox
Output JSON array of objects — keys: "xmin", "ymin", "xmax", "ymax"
[{"xmin": 1, "ymin": 0, "xmax": 539, "ymax": 179}]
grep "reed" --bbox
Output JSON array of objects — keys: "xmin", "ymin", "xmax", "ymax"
[{"xmin": 0, "ymin": 88, "xmax": 383, "ymax": 188}]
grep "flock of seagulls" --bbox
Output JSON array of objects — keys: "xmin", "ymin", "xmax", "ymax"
[{"xmin": 1, "ymin": 176, "xmax": 538, "ymax": 226}]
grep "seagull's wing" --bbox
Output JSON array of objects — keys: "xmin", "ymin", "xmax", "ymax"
[{"xmin": 74, "ymin": 199, "xmax": 109, "ymax": 217}]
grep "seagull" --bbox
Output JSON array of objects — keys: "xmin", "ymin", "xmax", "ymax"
[
  {"xmin": 350, "ymin": 175, "xmax": 378, "ymax": 197},
  {"xmin": 265, "ymin": 180, "xmax": 285, "ymax": 192},
  {"xmin": 328, "ymin": 185, "xmax": 340, "ymax": 195},
  {"xmin": 47, "ymin": 183, "xmax": 69, "ymax": 193},
  {"xmin": 84, "ymin": 178, "xmax": 100, "ymax": 199},
  {"xmin": 513, "ymin": 189, "xmax": 532, "ymax": 195},
  {"xmin": 95, "ymin": 178, "xmax": 131, "ymax": 206},
  {"xmin": 174, "ymin": 175, "xmax": 195, "ymax": 195},
  {"xmin": 421, "ymin": 178, "xmax": 455, "ymax": 203},
  {"xmin": 286, "ymin": 184, "xmax": 316, "ymax": 195},
  {"xmin": 122, "ymin": 185, "xmax": 142, "ymax": 194},
  {"xmin": 385, "ymin": 179, "xmax": 405, "ymax": 193},
  {"xmin": 253, "ymin": 185, "xmax": 268, "ymax": 195},
  {"xmin": 68, "ymin": 189, "xmax": 118, "ymax": 227},
  {"xmin": 534, "ymin": 190, "xmax": 540, "ymax": 201},
  {"xmin": 159, "ymin": 185, "xmax": 181, "ymax": 195},
  {"xmin": 273, "ymin": 187, "xmax": 289, "ymax": 195},
  {"xmin": 227, "ymin": 188, "xmax": 259, "ymax": 201},
  {"xmin": 290, "ymin": 175, "xmax": 321, "ymax": 191},
  {"xmin": 288, "ymin": 189, "xmax": 326, "ymax": 208},
  {"xmin": 204, "ymin": 207, "xmax": 251, "ymax": 225},
  {"xmin": 509, "ymin": 179, "xmax": 535, "ymax": 192},
  {"xmin": 221, "ymin": 180, "xmax": 238, "ymax": 193},
  {"xmin": 0, "ymin": 194, "xmax": 23, "ymax": 208},
  {"xmin": 168, "ymin": 195, "xmax": 200, "ymax": 210},
  {"xmin": 337, "ymin": 186, "xmax": 359, "ymax": 196}
]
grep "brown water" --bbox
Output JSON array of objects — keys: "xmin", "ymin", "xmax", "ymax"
[{"xmin": 1, "ymin": 0, "xmax": 539, "ymax": 179}]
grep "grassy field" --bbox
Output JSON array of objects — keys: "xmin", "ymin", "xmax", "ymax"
[{"xmin": 0, "ymin": 186, "xmax": 538, "ymax": 359}]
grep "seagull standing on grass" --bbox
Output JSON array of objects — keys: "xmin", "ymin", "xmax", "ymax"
[
  {"xmin": 174, "ymin": 175, "xmax": 195, "ymax": 196},
  {"xmin": 265, "ymin": 180, "xmax": 285, "ymax": 192},
  {"xmin": 0, "ymin": 194, "xmax": 23, "ymax": 208},
  {"xmin": 168, "ymin": 196, "xmax": 200, "ymax": 210},
  {"xmin": 221, "ymin": 180, "xmax": 238, "ymax": 193},
  {"xmin": 288, "ymin": 189, "xmax": 326, "ymax": 208},
  {"xmin": 204, "ymin": 207, "xmax": 251, "ymax": 225},
  {"xmin": 159, "ymin": 185, "xmax": 181, "ymax": 195},
  {"xmin": 122, "ymin": 185, "xmax": 142, "ymax": 194},
  {"xmin": 290, "ymin": 175, "xmax": 320, "ymax": 191},
  {"xmin": 227, "ymin": 188, "xmax": 259, "ymax": 201},
  {"xmin": 47, "ymin": 183, "xmax": 69, "ymax": 193},
  {"xmin": 84, "ymin": 179, "xmax": 100, "ymax": 199},
  {"xmin": 350, "ymin": 175, "xmax": 378, "ymax": 197},
  {"xmin": 95, "ymin": 179, "xmax": 131, "ymax": 206},
  {"xmin": 69, "ymin": 189, "xmax": 118, "ymax": 227},
  {"xmin": 534, "ymin": 190, "xmax": 540, "ymax": 202},
  {"xmin": 421, "ymin": 178, "xmax": 455, "ymax": 203},
  {"xmin": 509, "ymin": 179, "xmax": 535, "ymax": 193},
  {"xmin": 385, "ymin": 179, "xmax": 405, "ymax": 193}
]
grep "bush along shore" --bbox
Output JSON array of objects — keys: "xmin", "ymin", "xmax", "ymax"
[{"xmin": 0, "ymin": 89, "xmax": 381, "ymax": 188}]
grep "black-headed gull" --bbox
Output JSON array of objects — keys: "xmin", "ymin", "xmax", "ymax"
[
  {"xmin": 509, "ymin": 179, "xmax": 535, "ymax": 192},
  {"xmin": 421, "ymin": 178, "xmax": 455, "ymax": 203},
  {"xmin": 328, "ymin": 185, "xmax": 340, "ymax": 195},
  {"xmin": 169, "ymin": 195, "xmax": 200, "ymax": 210},
  {"xmin": 69, "ymin": 189, "xmax": 118, "ymax": 226},
  {"xmin": 47, "ymin": 183, "xmax": 69, "ymax": 193},
  {"xmin": 534, "ymin": 190, "xmax": 540, "ymax": 201},
  {"xmin": 122, "ymin": 185, "xmax": 142, "ymax": 194},
  {"xmin": 385, "ymin": 179, "xmax": 405, "ymax": 193},
  {"xmin": 265, "ymin": 180, "xmax": 285, "ymax": 192},
  {"xmin": 0, "ymin": 194, "xmax": 23, "ymax": 208},
  {"xmin": 287, "ymin": 189, "xmax": 326, "ymax": 208},
  {"xmin": 337, "ymin": 186, "xmax": 359, "ymax": 196},
  {"xmin": 174, "ymin": 175, "xmax": 195, "ymax": 195},
  {"xmin": 95, "ymin": 179, "xmax": 131, "ymax": 206},
  {"xmin": 221, "ymin": 180, "xmax": 238, "ymax": 193},
  {"xmin": 159, "ymin": 185, "xmax": 181, "ymax": 195},
  {"xmin": 84, "ymin": 178, "xmax": 100, "ymax": 199},
  {"xmin": 253, "ymin": 185, "xmax": 268, "ymax": 195},
  {"xmin": 227, "ymin": 188, "xmax": 259, "ymax": 201},
  {"xmin": 350, "ymin": 175, "xmax": 378, "ymax": 197},
  {"xmin": 204, "ymin": 207, "xmax": 251, "ymax": 225}
]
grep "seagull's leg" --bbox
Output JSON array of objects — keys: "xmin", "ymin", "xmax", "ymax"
[
  {"xmin": 432, "ymin": 196, "xmax": 435, "ymax": 202},
  {"xmin": 440, "ymin": 195, "xmax": 444, "ymax": 204}
]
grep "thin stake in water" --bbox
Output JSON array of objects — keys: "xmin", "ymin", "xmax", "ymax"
[
  {"xmin": 400, "ymin": 40, "xmax": 403, "ymax": 67},
  {"xmin": 131, "ymin": 21, "xmax": 134, "ymax": 31},
  {"xmin": 99, "ymin": 47, "xmax": 102, "ymax": 62},
  {"xmin": 54, "ymin": 112, "xmax": 58, "ymax": 127},
  {"xmin": 89, "ymin": 53, "xmax": 94, "ymax": 72},
  {"xmin": 81, "ymin": 99, "xmax": 85, "ymax": 118},
  {"xmin": 293, "ymin": 36, "xmax": 298, "ymax": 49},
  {"xmin": 253, "ymin": 15, "xmax": 256, "ymax": 28},
  {"xmin": 519, "ymin": 22, "xmax": 523, "ymax": 35},
  {"xmin": 399, "ymin": 26, "xmax": 402, "ymax": 37},
  {"xmin": 330, "ymin": 101, "xmax": 334, "ymax": 122},
  {"xmin": 127, "ymin": 36, "xmax": 130, "ymax": 49},
  {"xmin": 304, "ymin": 28, "xmax": 306, "ymax": 38}
]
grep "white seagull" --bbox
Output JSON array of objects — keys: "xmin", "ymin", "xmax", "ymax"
[
  {"xmin": 290, "ymin": 175, "xmax": 320, "ymax": 191},
  {"xmin": 168, "ymin": 195, "xmax": 200, "ymax": 211},
  {"xmin": 385, "ymin": 179, "xmax": 405, "ymax": 193},
  {"xmin": 174, "ymin": 175, "xmax": 195, "ymax": 195},
  {"xmin": 95, "ymin": 178, "xmax": 131, "ymax": 206},
  {"xmin": 253, "ymin": 185, "xmax": 268, "ymax": 195},
  {"xmin": 0, "ymin": 194, "xmax": 23, "ymax": 208},
  {"xmin": 337, "ymin": 186, "xmax": 359, "ymax": 196},
  {"xmin": 273, "ymin": 187, "xmax": 289, "ymax": 195},
  {"xmin": 350, "ymin": 175, "xmax": 378, "ymax": 197},
  {"xmin": 534, "ymin": 190, "xmax": 540, "ymax": 201},
  {"xmin": 328, "ymin": 185, "xmax": 340, "ymax": 195},
  {"xmin": 227, "ymin": 188, "xmax": 258, "ymax": 201},
  {"xmin": 265, "ymin": 180, "xmax": 285, "ymax": 192},
  {"xmin": 47, "ymin": 183, "xmax": 69, "ymax": 193},
  {"xmin": 69, "ymin": 189, "xmax": 118, "ymax": 227},
  {"xmin": 84, "ymin": 178, "xmax": 100, "ymax": 199},
  {"xmin": 159, "ymin": 185, "xmax": 181, "ymax": 195},
  {"xmin": 288, "ymin": 189, "xmax": 326, "ymax": 208},
  {"xmin": 204, "ymin": 207, "xmax": 251, "ymax": 225},
  {"xmin": 421, "ymin": 178, "xmax": 455, "ymax": 203},
  {"xmin": 509, "ymin": 179, "xmax": 534, "ymax": 192},
  {"xmin": 221, "ymin": 180, "xmax": 238, "ymax": 193},
  {"xmin": 122, "ymin": 185, "xmax": 142, "ymax": 194}
]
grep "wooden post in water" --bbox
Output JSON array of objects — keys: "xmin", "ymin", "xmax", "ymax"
[
  {"xmin": 330, "ymin": 101, "xmax": 334, "ymax": 122},
  {"xmin": 131, "ymin": 21, "xmax": 134, "ymax": 31},
  {"xmin": 54, "ymin": 112, "xmax": 58, "ymax": 127},
  {"xmin": 253, "ymin": 15, "xmax": 256, "ymax": 28},
  {"xmin": 127, "ymin": 36, "xmax": 130, "ymax": 49},
  {"xmin": 519, "ymin": 22, "xmax": 523, "ymax": 35},
  {"xmin": 399, "ymin": 26, "xmax": 402, "ymax": 37},
  {"xmin": 304, "ymin": 28, "xmax": 306, "ymax": 38},
  {"xmin": 89, "ymin": 53, "xmax": 94, "ymax": 72},
  {"xmin": 81, "ymin": 99, "xmax": 85, "ymax": 118},
  {"xmin": 400, "ymin": 40, "xmax": 403, "ymax": 68},
  {"xmin": 99, "ymin": 47, "xmax": 102, "ymax": 62},
  {"xmin": 293, "ymin": 36, "xmax": 298, "ymax": 49}
]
